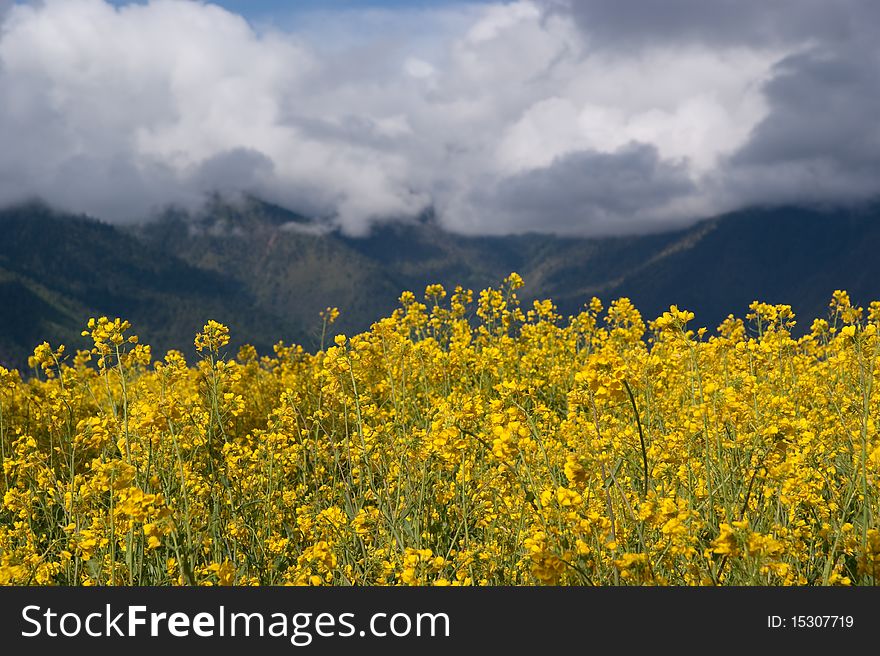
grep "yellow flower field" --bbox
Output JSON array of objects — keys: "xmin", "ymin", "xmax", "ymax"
[{"xmin": 1, "ymin": 275, "xmax": 879, "ymax": 585}]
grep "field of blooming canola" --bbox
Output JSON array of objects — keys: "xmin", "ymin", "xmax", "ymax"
[{"xmin": 1, "ymin": 274, "xmax": 879, "ymax": 585}]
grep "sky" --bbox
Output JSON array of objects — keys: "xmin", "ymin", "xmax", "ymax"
[{"xmin": 0, "ymin": 0, "xmax": 878, "ymax": 236}]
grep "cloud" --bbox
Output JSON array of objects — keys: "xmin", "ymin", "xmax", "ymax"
[
  {"xmin": 557, "ymin": 0, "xmax": 880, "ymax": 217},
  {"xmin": 556, "ymin": 0, "xmax": 879, "ymax": 50},
  {"xmin": 725, "ymin": 46, "xmax": 880, "ymax": 207},
  {"xmin": 0, "ymin": 0, "xmax": 878, "ymax": 235},
  {"xmin": 451, "ymin": 144, "xmax": 700, "ymax": 236},
  {"xmin": 192, "ymin": 148, "xmax": 275, "ymax": 195}
]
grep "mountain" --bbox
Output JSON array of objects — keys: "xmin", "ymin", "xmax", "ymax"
[
  {"xmin": 1, "ymin": 199, "xmax": 879, "ymax": 369},
  {"xmin": 598, "ymin": 204, "xmax": 880, "ymax": 330},
  {"xmin": 0, "ymin": 201, "xmax": 295, "ymax": 369}
]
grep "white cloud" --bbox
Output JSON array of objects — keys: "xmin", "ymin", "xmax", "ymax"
[
  {"xmin": 1, "ymin": 0, "xmax": 871, "ymax": 236},
  {"xmin": 404, "ymin": 57, "xmax": 435, "ymax": 79}
]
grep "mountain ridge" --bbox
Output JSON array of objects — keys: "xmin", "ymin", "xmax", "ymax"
[{"xmin": 1, "ymin": 199, "xmax": 878, "ymax": 370}]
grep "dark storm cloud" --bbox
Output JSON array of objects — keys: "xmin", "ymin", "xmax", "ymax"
[
  {"xmin": 723, "ymin": 44, "xmax": 880, "ymax": 207},
  {"xmin": 193, "ymin": 148, "xmax": 275, "ymax": 194},
  {"xmin": 557, "ymin": 0, "xmax": 879, "ymax": 49},
  {"xmin": 733, "ymin": 48, "xmax": 880, "ymax": 169},
  {"xmin": 471, "ymin": 144, "xmax": 696, "ymax": 235}
]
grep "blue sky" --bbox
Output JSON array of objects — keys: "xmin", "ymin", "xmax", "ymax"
[
  {"xmin": 12, "ymin": 0, "xmax": 495, "ymax": 21},
  {"xmin": 102, "ymin": 0, "xmax": 492, "ymax": 22}
]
